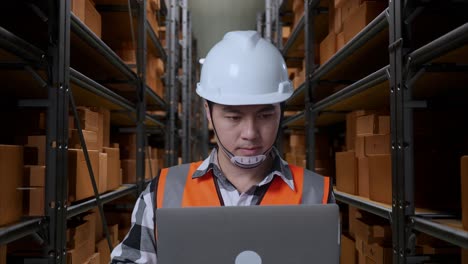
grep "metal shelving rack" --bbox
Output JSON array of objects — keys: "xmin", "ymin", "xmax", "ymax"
[
  {"xmin": 272, "ymin": 0, "xmax": 468, "ymax": 263},
  {"xmin": 0, "ymin": 0, "xmax": 172, "ymax": 263}
]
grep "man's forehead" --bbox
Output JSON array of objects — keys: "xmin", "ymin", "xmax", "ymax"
[{"xmin": 218, "ymin": 104, "xmax": 279, "ymax": 112}]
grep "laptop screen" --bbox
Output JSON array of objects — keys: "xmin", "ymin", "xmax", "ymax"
[{"xmin": 156, "ymin": 204, "xmax": 340, "ymax": 264}]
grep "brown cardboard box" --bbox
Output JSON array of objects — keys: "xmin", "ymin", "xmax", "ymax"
[
  {"xmin": 348, "ymin": 206, "xmax": 362, "ymax": 238},
  {"xmin": 341, "ymin": 0, "xmax": 361, "ymax": 21},
  {"xmin": 83, "ymin": 212, "xmax": 97, "ymax": 247},
  {"xmin": 24, "ymin": 165, "xmax": 46, "ymax": 187},
  {"xmin": 355, "ymin": 136, "xmax": 366, "ymax": 158},
  {"xmin": 462, "ymin": 248, "xmax": 468, "ymax": 264},
  {"xmin": 84, "ymin": 0, "xmax": 102, "ymax": 38},
  {"xmin": 378, "ymin": 116, "xmax": 390, "ymax": 134},
  {"xmin": 84, "ymin": 252, "xmax": 100, "ymax": 264},
  {"xmin": 69, "ymin": 129, "xmax": 99, "ymax": 151},
  {"xmin": 365, "ymin": 134, "xmax": 390, "ymax": 155},
  {"xmin": 77, "ymin": 107, "xmax": 99, "ymax": 132},
  {"xmin": 368, "ymin": 154, "xmax": 392, "ymax": 204},
  {"xmin": 335, "ymin": 151, "xmax": 358, "ymax": 194},
  {"xmin": 364, "ymin": 242, "xmax": 393, "ymax": 263},
  {"xmin": 103, "ymin": 147, "xmax": 121, "ymax": 191},
  {"xmin": 96, "ymin": 239, "xmax": 110, "ymax": 264},
  {"xmin": 354, "ymin": 217, "xmax": 392, "ymax": 244},
  {"xmin": 66, "ymin": 238, "xmax": 95, "ymax": 264},
  {"xmin": 0, "ymin": 145, "xmax": 23, "ymax": 226},
  {"xmin": 358, "ymin": 157, "xmax": 369, "ymax": 198},
  {"xmin": 121, "ymin": 159, "xmax": 158, "ymax": 183},
  {"xmin": 92, "ymin": 208, "xmax": 103, "ymax": 242},
  {"xmin": 71, "ymin": 0, "xmax": 85, "ymax": 21},
  {"xmin": 335, "ymin": 7, "xmax": 343, "ymax": 34},
  {"xmin": 99, "ymin": 153, "xmax": 108, "ymax": 193},
  {"xmin": 461, "ymin": 156, "xmax": 468, "ymax": 230},
  {"xmin": 27, "ymin": 136, "xmax": 46, "ymax": 165},
  {"xmin": 336, "ymin": 31, "xmax": 345, "ymax": 51},
  {"xmin": 320, "ymin": 32, "xmax": 337, "ymax": 65},
  {"xmin": 346, "ymin": 110, "xmax": 369, "ymax": 151},
  {"xmin": 88, "ymin": 107, "xmax": 111, "ymax": 151},
  {"xmin": 108, "ymin": 224, "xmax": 119, "ymax": 245},
  {"xmin": 340, "ymin": 234, "xmax": 357, "ymax": 264},
  {"xmin": 22, "ymin": 187, "xmax": 44, "ymax": 216},
  {"xmin": 67, "ymin": 220, "xmax": 91, "ymax": 249},
  {"xmin": 68, "ymin": 149, "xmax": 100, "ymax": 202},
  {"xmin": 343, "ymin": 1, "xmax": 386, "ymax": 43},
  {"xmin": 356, "ymin": 114, "xmax": 378, "ymax": 135},
  {"xmin": 0, "ymin": 244, "xmax": 5, "ymax": 264}
]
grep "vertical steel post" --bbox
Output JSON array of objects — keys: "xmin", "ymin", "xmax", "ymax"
[
  {"xmin": 275, "ymin": 0, "xmax": 282, "ymax": 48},
  {"xmin": 46, "ymin": 0, "xmax": 70, "ymax": 262},
  {"xmin": 187, "ymin": 12, "xmax": 193, "ymax": 161},
  {"xmin": 136, "ymin": 0, "xmax": 147, "ymax": 193},
  {"xmin": 181, "ymin": 0, "xmax": 189, "ymax": 163},
  {"xmin": 265, "ymin": 0, "xmax": 272, "ymax": 41},
  {"xmin": 304, "ymin": 0, "xmax": 317, "ymax": 171},
  {"xmin": 257, "ymin": 12, "xmax": 263, "ymax": 36}
]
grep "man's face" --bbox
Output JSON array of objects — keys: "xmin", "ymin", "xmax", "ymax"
[{"xmin": 206, "ymin": 103, "xmax": 281, "ymax": 156}]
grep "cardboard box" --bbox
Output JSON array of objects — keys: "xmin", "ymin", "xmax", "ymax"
[
  {"xmin": 121, "ymin": 159, "xmax": 158, "ymax": 183},
  {"xmin": 0, "ymin": 244, "xmax": 5, "ymax": 264},
  {"xmin": 462, "ymin": 248, "xmax": 468, "ymax": 264},
  {"xmin": 24, "ymin": 165, "xmax": 46, "ymax": 187},
  {"xmin": 365, "ymin": 134, "xmax": 390, "ymax": 155},
  {"xmin": 88, "ymin": 107, "xmax": 111, "ymax": 151},
  {"xmin": 340, "ymin": 234, "xmax": 357, "ymax": 264},
  {"xmin": 66, "ymin": 238, "xmax": 95, "ymax": 264},
  {"xmin": 84, "ymin": 0, "xmax": 102, "ymax": 38},
  {"xmin": 378, "ymin": 116, "xmax": 390, "ymax": 134},
  {"xmin": 320, "ymin": 32, "xmax": 337, "ymax": 65},
  {"xmin": 355, "ymin": 136, "xmax": 366, "ymax": 158},
  {"xmin": 77, "ymin": 107, "xmax": 99, "ymax": 132},
  {"xmin": 68, "ymin": 149, "xmax": 100, "ymax": 202},
  {"xmin": 0, "ymin": 145, "xmax": 23, "ymax": 226},
  {"xmin": 364, "ymin": 242, "xmax": 393, "ymax": 263},
  {"xmin": 84, "ymin": 252, "xmax": 100, "ymax": 264},
  {"xmin": 356, "ymin": 114, "xmax": 379, "ymax": 135},
  {"xmin": 102, "ymin": 147, "xmax": 121, "ymax": 191},
  {"xmin": 335, "ymin": 151, "xmax": 358, "ymax": 194},
  {"xmin": 354, "ymin": 217, "xmax": 392, "ymax": 244},
  {"xmin": 348, "ymin": 206, "xmax": 362, "ymax": 238},
  {"xmin": 341, "ymin": 0, "xmax": 361, "ymax": 22},
  {"xmin": 69, "ymin": 129, "xmax": 99, "ymax": 151},
  {"xmin": 290, "ymin": 134, "xmax": 305, "ymax": 147},
  {"xmin": 22, "ymin": 187, "xmax": 44, "ymax": 216},
  {"xmin": 96, "ymin": 239, "xmax": 111, "ymax": 264},
  {"xmin": 108, "ymin": 224, "xmax": 119, "ymax": 245},
  {"xmin": 343, "ymin": 1, "xmax": 386, "ymax": 43},
  {"xmin": 99, "ymin": 153, "xmax": 108, "ymax": 193},
  {"xmin": 461, "ymin": 156, "xmax": 468, "ymax": 230},
  {"xmin": 369, "ymin": 154, "xmax": 392, "ymax": 204},
  {"xmin": 83, "ymin": 212, "xmax": 97, "ymax": 246},
  {"xmin": 71, "ymin": 0, "xmax": 85, "ymax": 21},
  {"xmin": 346, "ymin": 110, "xmax": 369, "ymax": 151},
  {"xmin": 27, "ymin": 136, "xmax": 46, "ymax": 165},
  {"xmin": 336, "ymin": 31, "xmax": 345, "ymax": 51},
  {"xmin": 358, "ymin": 157, "xmax": 370, "ymax": 198},
  {"xmin": 67, "ymin": 220, "xmax": 91, "ymax": 249}
]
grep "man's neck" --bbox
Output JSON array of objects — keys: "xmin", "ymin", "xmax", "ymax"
[{"xmin": 217, "ymin": 149, "xmax": 273, "ymax": 193}]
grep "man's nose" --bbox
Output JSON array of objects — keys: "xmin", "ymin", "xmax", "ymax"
[{"xmin": 240, "ymin": 117, "xmax": 259, "ymax": 140}]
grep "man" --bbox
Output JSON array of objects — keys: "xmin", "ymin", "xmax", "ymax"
[{"xmin": 110, "ymin": 30, "xmax": 335, "ymax": 263}]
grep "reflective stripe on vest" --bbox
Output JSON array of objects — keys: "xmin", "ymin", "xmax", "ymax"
[{"xmin": 156, "ymin": 161, "xmax": 330, "ymax": 208}]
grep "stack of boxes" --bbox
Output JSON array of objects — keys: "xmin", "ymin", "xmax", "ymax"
[
  {"xmin": 320, "ymin": 0, "xmax": 387, "ymax": 65},
  {"xmin": 68, "ymin": 106, "xmax": 122, "ymax": 203},
  {"xmin": 336, "ymin": 110, "xmax": 391, "ymax": 204},
  {"xmin": 291, "ymin": 0, "xmax": 305, "ymax": 30},
  {"xmin": 71, "ymin": 0, "xmax": 102, "ymax": 38}
]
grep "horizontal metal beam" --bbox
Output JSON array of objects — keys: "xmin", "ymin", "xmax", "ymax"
[
  {"xmin": 0, "ymin": 217, "xmax": 47, "ymax": 245},
  {"xmin": 70, "ymin": 14, "xmax": 137, "ymax": 81},
  {"xmin": 411, "ymin": 216, "xmax": 468, "ymax": 249},
  {"xmin": 67, "ymin": 184, "xmax": 138, "ymax": 218},
  {"xmin": 281, "ymin": 14, "xmax": 304, "ymax": 57},
  {"xmin": 146, "ymin": 84, "xmax": 167, "ymax": 109},
  {"xmin": 334, "ymin": 190, "xmax": 392, "ymax": 220},
  {"xmin": 281, "ymin": 111, "xmax": 305, "ymax": 128},
  {"xmin": 0, "ymin": 26, "xmax": 45, "ymax": 66},
  {"xmin": 70, "ymin": 68, "xmax": 136, "ymax": 112},
  {"xmin": 312, "ymin": 8, "xmax": 388, "ymax": 82},
  {"xmin": 313, "ymin": 66, "xmax": 389, "ymax": 112},
  {"xmin": 147, "ymin": 20, "xmax": 167, "ymax": 62},
  {"xmin": 408, "ymin": 23, "xmax": 468, "ymax": 67}
]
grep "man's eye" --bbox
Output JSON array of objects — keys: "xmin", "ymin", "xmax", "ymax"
[
  {"xmin": 259, "ymin": 113, "xmax": 273, "ymax": 119},
  {"xmin": 226, "ymin": 116, "xmax": 241, "ymax": 121}
]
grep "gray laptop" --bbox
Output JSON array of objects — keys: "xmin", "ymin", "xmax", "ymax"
[{"xmin": 156, "ymin": 204, "xmax": 340, "ymax": 264}]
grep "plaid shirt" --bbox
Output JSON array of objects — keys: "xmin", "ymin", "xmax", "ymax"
[{"xmin": 110, "ymin": 148, "xmax": 335, "ymax": 263}]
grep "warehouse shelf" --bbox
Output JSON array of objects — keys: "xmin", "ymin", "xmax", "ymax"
[
  {"xmin": 71, "ymin": 68, "xmax": 164, "ymax": 127},
  {"xmin": 408, "ymin": 23, "xmax": 468, "ymax": 67},
  {"xmin": 147, "ymin": 20, "xmax": 167, "ymax": 62},
  {"xmin": 282, "ymin": 66, "xmax": 390, "ymax": 128},
  {"xmin": 146, "ymin": 84, "xmax": 166, "ymax": 111},
  {"xmin": 67, "ymin": 184, "xmax": 138, "ymax": 218},
  {"xmin": 0, "ymin": 26, "xmax": 45, "ymax": 66},
  {"xmin": 70, "ymin": 13, "xmax": 137, "ymax": 82},
  {"xmin": 0, "ymin": 217, "xmax": 47, "ymax": 245},
  {"xmin": 312, "ymin": 8, "xmax": 389, "ymax": 82},
  {"xmin": 335, "ymin": 190, "xmax": 392, "ymax": 220},
  {"xmin": 282, "ymin": 14, "xmax": 304, "ymax": 59},
  {"xmin": 411, "ymin": 217, "xmax": 468, "ymax": 249}
]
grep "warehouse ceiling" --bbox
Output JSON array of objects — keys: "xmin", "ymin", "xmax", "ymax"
[{"xmin": 188, "ymin": 0, "xmax": 265, "ymax": 59}]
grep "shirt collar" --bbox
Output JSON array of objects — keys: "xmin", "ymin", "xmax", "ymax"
[{"xmin": 192, "ymin": 147, "xmax": 295, "ymax": 191}]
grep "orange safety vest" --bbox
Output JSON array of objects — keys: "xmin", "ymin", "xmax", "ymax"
[{"xmin": 156, "ymin": 161, "xmax": 331, "ymax": 208}]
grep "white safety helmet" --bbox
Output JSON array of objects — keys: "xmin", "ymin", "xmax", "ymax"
[{"xmin": 196, "ymin": 30, "xmax": 293, "ymax": 105}]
